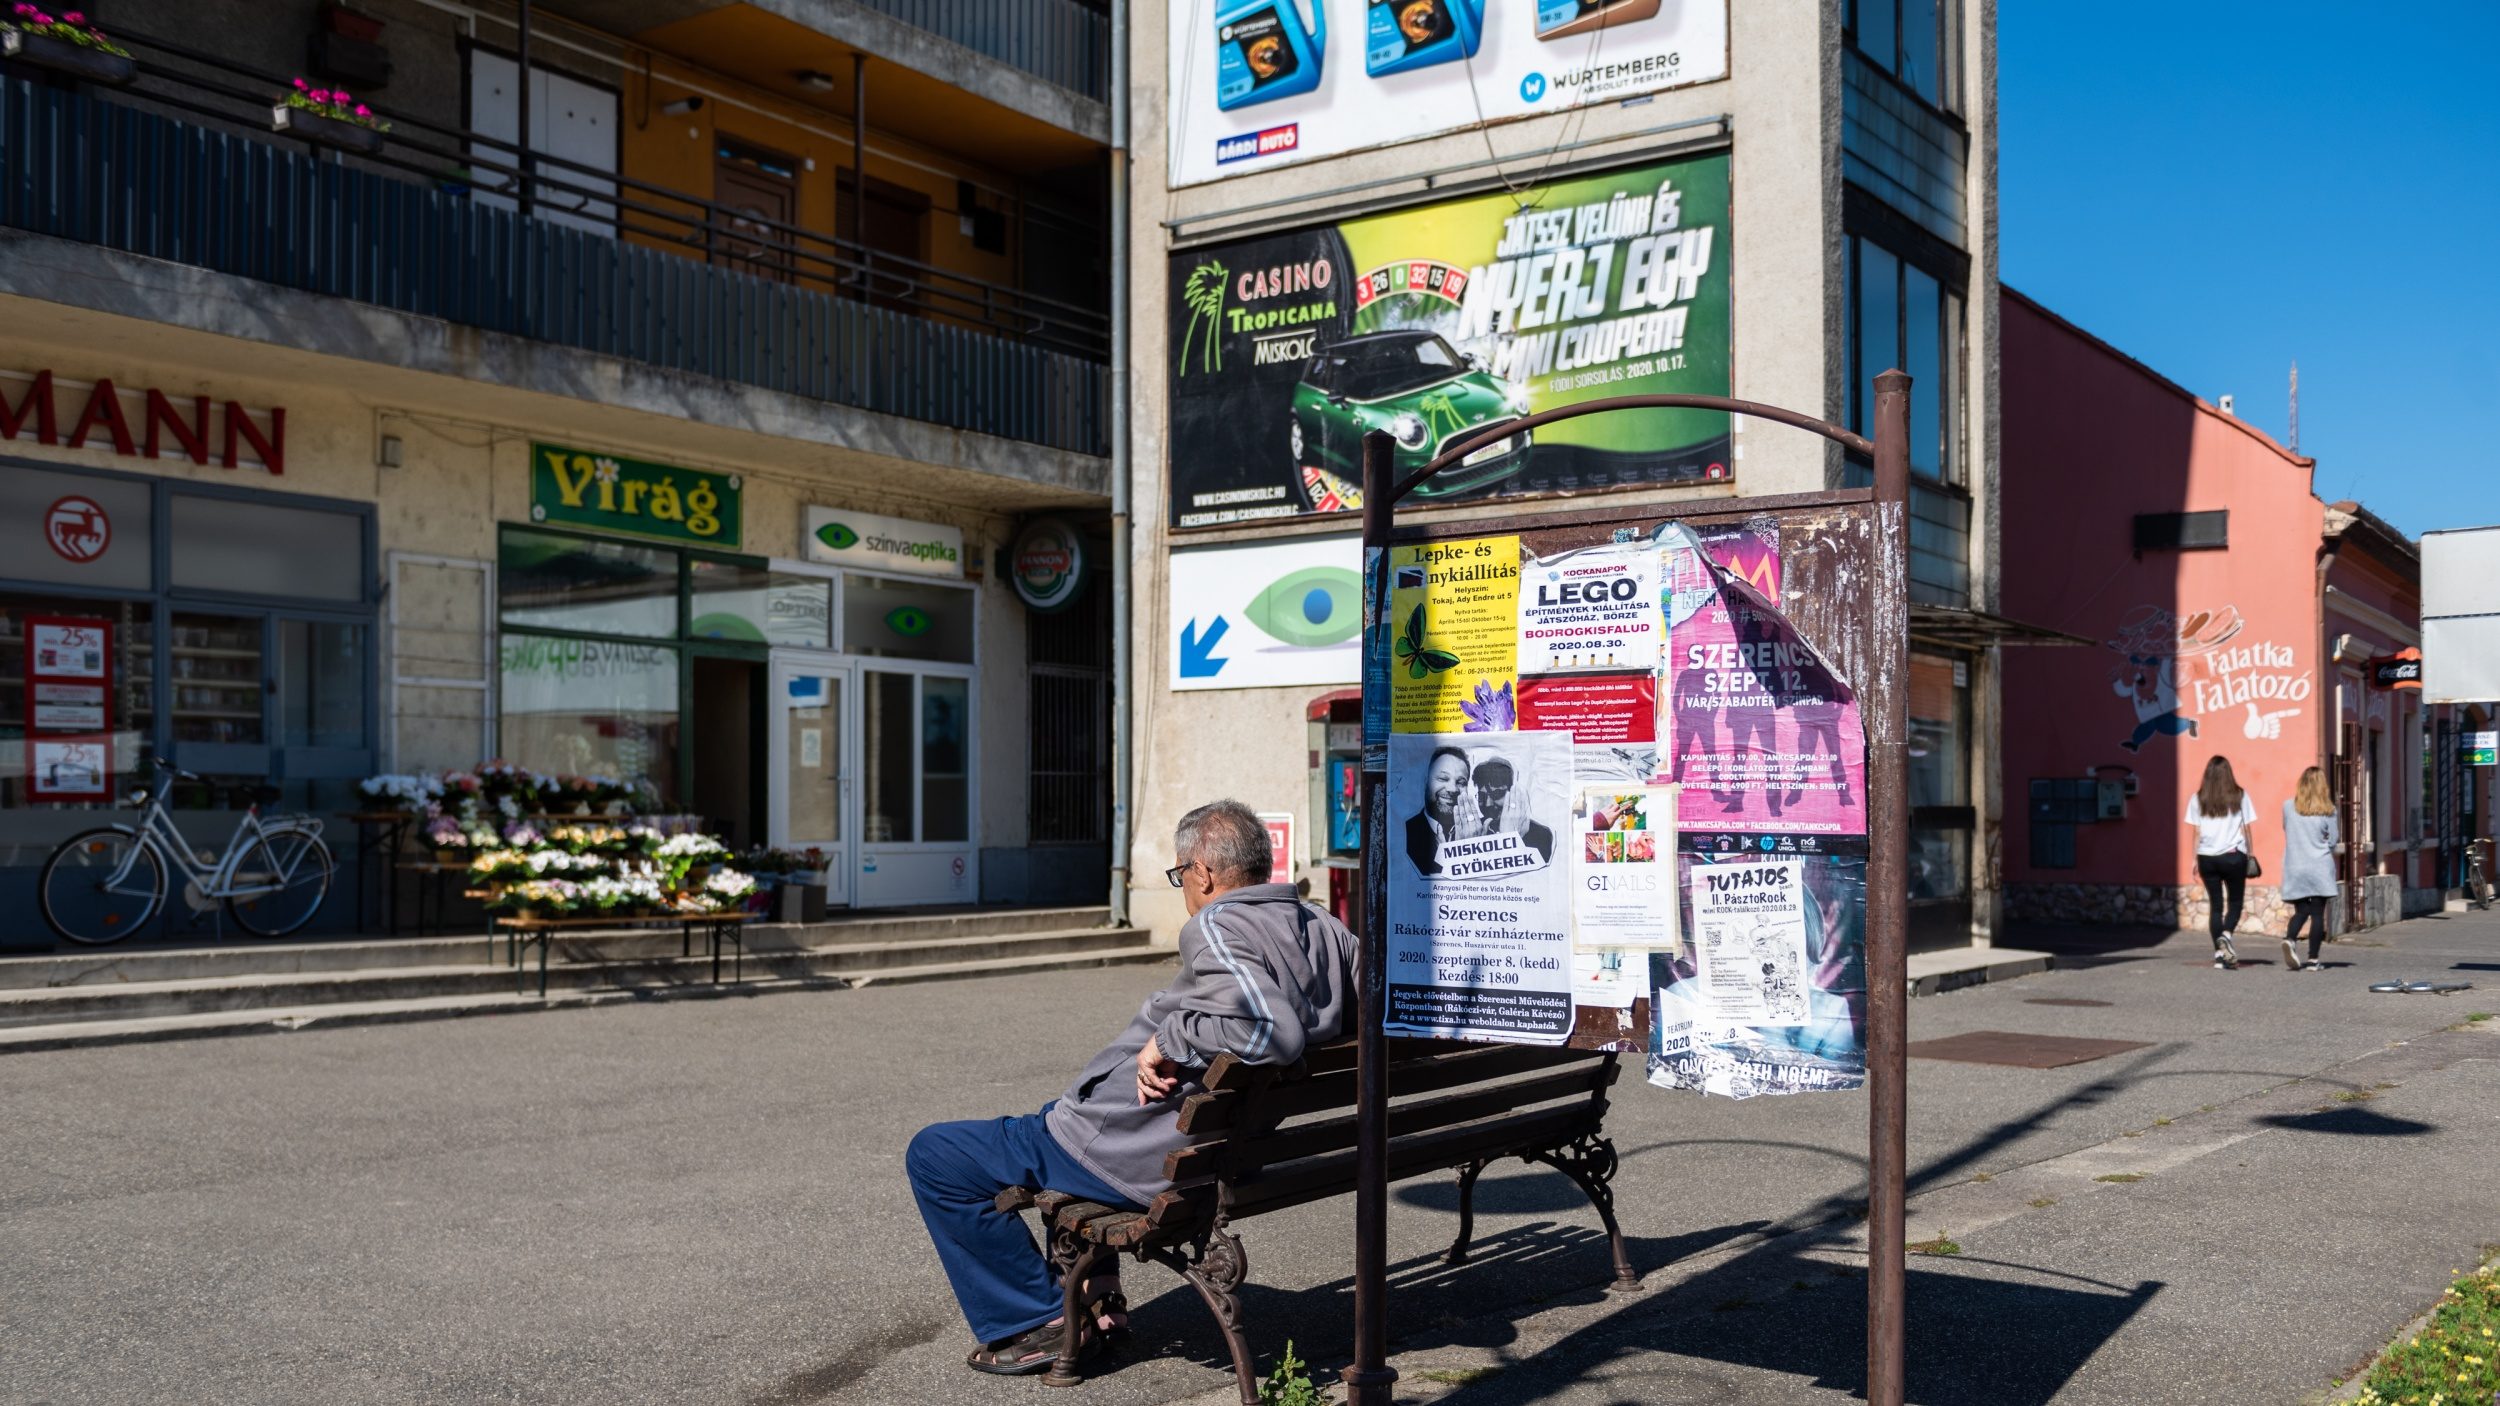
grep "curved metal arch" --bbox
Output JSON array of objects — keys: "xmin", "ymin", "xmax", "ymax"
[{"xmin": 1394, "ymin": 393, "xmax": 1875, "ymax": 507}]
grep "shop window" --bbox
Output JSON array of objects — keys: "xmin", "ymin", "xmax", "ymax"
[
  {"xmin": 1908, "ymin": 653, "xmax": 1967, "ymax": 808},
  {"xmin": 2133, "ymin": 511, "xmax": 2228, "ymax": 553},
  {"xmin": 499, "ymin": 528, "xmax": 677, "ymax": 638},
  {"xmin": 2029, "ymin": 778, "xmax": 2096, "ymax": 870},
  {"xmin": 280, "ymin": 620, "xmax": 365, "ymax": 749},
  {"xmin": 687, "ymin": 558, "xmax": 805, "ymax": 645},
  {"xmin": 922, "ymin": 675, "xmax": 969, "ymax": 844},
  {"xmin": 168, "ymin": 612, "xmax": 265, "ymax": 746},
  {"xmin": 0, "ymin": 594, "xmax": 153, "ymax": 810},
  {"xmin": 170, "ymin": 495, "xmax": 364, "ymax": 602},
  {"xmin": 844, "ymin": 574, "xmax": 974, "ymax": 664},
  {"xmin": 2, "ymin": 465, "xmax": 153, "ymax": 591},
  {"xmin": 498, "ymin": 634, "xmax": 679, "ymax": 799}
]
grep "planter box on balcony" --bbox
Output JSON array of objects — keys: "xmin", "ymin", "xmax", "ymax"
[
  {"xmin": 271, "ymin": 103, "xmax": 385, "ymax": 155},
  {"xmin": 2, "ymin": 30, "xmax": 137, "ymax": 85}
]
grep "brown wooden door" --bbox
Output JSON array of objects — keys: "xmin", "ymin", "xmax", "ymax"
[
  {"xmin": 713, "ymin": 146, "xmax": 797, "ymax": 283},
  {"xmin": 837, "ymin": 175, "xmax": 930, "ymax": 314}
]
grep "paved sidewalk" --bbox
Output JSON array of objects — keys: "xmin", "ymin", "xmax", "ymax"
[{"xmin": 0, "ymin": 910, "xmax": 2492, "ymax": 1405}]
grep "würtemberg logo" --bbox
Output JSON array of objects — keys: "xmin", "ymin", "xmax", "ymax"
[
  {"xmin": 1519, "ymin": 72, "xmax": 1548, "ymax": 101},
  {"xmin": 1217, "ymin": 124, "xmax": 1299, "ymax": 165}
]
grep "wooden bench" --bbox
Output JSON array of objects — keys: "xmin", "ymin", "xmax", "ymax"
[{"xmin": 996, "ymin": 1037, "xmax": 1634, "ymax": 1403}]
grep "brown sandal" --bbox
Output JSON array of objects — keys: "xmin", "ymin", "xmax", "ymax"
[{"xmin": 965, "ymin": 1321, "xmax": 1087, "ymax": 1377}]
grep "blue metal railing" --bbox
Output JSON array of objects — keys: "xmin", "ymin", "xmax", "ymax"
[
  {"xmin": 857, "ymin": 0, "xmax": 1110, "ymax": 103},
  {"xmin": 0, "ymin": 77, "xmax": 1108, "ymax": 459}
]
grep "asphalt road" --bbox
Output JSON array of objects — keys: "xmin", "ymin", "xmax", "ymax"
[{"xmin": 2, "ymin": 909, "xmax": 2495, "ymax": 1406}]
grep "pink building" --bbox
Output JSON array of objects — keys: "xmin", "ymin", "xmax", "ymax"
[{"xmin": 1998, "ymin": 290, "xmax": 2475, "ymax": 935}]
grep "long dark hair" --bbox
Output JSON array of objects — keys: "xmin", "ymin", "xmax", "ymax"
[{"xmin": 2196, "ymin": 755, "xmax": 2245, "ymax": 818}]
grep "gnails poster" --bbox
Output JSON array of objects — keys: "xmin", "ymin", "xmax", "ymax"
[{"xmin": 1167, "ymin": 153, "xmax": 1732, "ymax": 528}]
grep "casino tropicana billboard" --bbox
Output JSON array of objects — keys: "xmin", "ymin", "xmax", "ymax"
[{"xmin": 1166, "ymin": 152, "xmax": 1732, "ymax": 528}]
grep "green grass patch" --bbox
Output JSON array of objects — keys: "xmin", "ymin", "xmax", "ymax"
[
  {"xmin": 1970, "ymin": 1172, "xmax": 1992, "ymax": 1183},
  {"xmin": 2154, "ymin": 1116, "xmax": 2174, "ymax": 1126},
  {"xmin": 1906, "ymin": 1235, "xmax": 1963, "ymax": 1257},
  {"xmin": 2467, "ymin": 1012, "xmax": 2493, "ymax": 1022},
  {"xmin": 2028, "ymin": 1197, "xmax": 2058, "ymax": 1209},
  {"xmin": 1417, "ymin": 1366, "xmax": 1503, "ymax": 1386},
  {"xmin": 2336, "ymin": 1090, "xmax": 2375, "ymax": 1103},
  {"xmin": 2094, "ymin": 1173, "xmax": 2145, "ymax": 1184},
  {"xmin": 1257, "ymin": 1341, "xmax": 1327, "ymax": 1406},
  {"xmin": 2351, "ymin": 1261, "xmax": 2500, "ymax": 1406}
]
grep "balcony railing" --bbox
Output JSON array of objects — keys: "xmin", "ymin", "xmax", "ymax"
[
  {"xmin": 859, "ymin": 0, "xmax": 1110, "ymax": 103},
  {"xmin": 0, "ymin": 45, "xmax": 1110, "ymax": 460}
]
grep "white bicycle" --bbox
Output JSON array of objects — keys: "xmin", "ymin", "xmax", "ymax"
[{"xmin": 39, "ymin": 757, "xmax": 334, "ymax": 944}]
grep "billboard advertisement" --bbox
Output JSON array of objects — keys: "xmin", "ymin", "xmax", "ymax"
[
  {"xmin": 1167, "ymin": 152, "xmax": 1731, "ymax": 528},
  {"xmin": 1167, "ymin": 1, "xmax": 1728, "ymax": 189}
]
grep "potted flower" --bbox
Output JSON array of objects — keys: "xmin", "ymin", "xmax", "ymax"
[
  {"xmin": 656, "ymin": 832, "xmax": 728, "ymax": 894},
  {"xmin": 2, "ymin": 6, "xmax": 135, "ymax": 85},
  {"xmin": 274, "ymin": 77, "xmax": 390, "ymax": 154},
  {"xmin": 357, "ymin": 772, "xmax": 442, "ymax": 814},
  {"xmin": 490, "ymin": 878, "xmax": 582, "ymax": 921},
  {"xmin": 468, "ymin": 848, "xmax": 530, "ymax": 888},
  {"xmin": 683, "ymin": 867, "xmax": 756, "ymax": 914}
]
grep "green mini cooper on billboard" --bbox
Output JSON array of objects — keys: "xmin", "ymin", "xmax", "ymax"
[{"xmin": 1288, "ymin": 330, "xmax": 1532, "ymax": 505}]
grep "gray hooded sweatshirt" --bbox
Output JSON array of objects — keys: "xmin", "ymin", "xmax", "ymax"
[{"xmin": 1043, "ymin": 883, "xmax": 1357, "ymax": 1206}]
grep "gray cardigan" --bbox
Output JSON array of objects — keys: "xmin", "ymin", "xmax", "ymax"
[
  {"xmin": 1044, "ymin": 883, "xmax": 1357, "ymax": 1205},
  {"xmin": 2278, "ymin": 801, "xmax": 2340, "ymax": 901}
]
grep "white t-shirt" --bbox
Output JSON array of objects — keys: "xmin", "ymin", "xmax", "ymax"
[{"xmin": 2185, "ymin": 792, "xmax": 2259, "ymax": 857}]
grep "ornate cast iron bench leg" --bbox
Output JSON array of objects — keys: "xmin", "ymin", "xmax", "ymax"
[
  {"xmin": 1522, "ymin": 1134, "xmax": 1640, "ymax": 1292},
  {"xmin": 1445, "ymin": 1158, "xmax": 1489, "ymax": 1266},
  {"xmin": 1044, "ymin": 1239, "xmax": 1109, "ymax": 1389},
  {"xmin": 1149, "ymin": 1217, "xmax": 1258, "ymax": 1406}
]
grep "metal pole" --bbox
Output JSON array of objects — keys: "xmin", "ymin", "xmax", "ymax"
[
  {"xmin": 1105, "ymin": 0, "xmax": 1132, "ymax": 926},
  {"xmin": 1864, "ymin": 368, "xmax": 1914, "ymax": 1406},
  {"xmin": 1347, "ymin": 429, "xmax": 1398, "ymax": 1406},
  {"xmin": 852, "ymin": 55, "xmax": 869, "ymax": 291},
  {"xmin": 515, "ymin": 0, "xmax": 533, "ymax": 221}
]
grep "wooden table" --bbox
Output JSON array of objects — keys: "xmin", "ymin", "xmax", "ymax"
[
  {"xmin": 486, "ymin": 911, "xmax": 750, "ymax": 997},
  {"xmin": 337, "ymin": 811, "xmax": 417, "ymax": 933}
]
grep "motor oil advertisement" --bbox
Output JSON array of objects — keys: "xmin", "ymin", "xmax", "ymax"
[
  {"xmin": 1167, "ymin": 0, "xmax": 1728, "ymax": 189},
  {"xmin": 1167, "ymin": 154, "xmax": 1733, "ymax": 527}
]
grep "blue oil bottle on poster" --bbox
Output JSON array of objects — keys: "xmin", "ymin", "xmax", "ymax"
[
  {"xmin": 1215, "ymin": 0, "xmax": 1326, "ymax": 110},
  {"xmin": 1367, "ymin": 0, "xmax": 1484, "ymax": 77}
]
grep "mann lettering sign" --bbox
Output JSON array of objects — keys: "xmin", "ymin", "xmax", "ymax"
[
  {"xmin": 803, "ymin": 505, "xmax": 964, "ymax": 579},
  {"xmin": 529, "ymin": 443, "xmax": 740, "ymax": 548}
]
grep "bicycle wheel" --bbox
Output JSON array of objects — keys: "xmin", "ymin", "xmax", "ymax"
[
  {"xmin": 226, "ymin": 831, "xmax": 334, "ymax": 939},
  {"xmin": 40, "ymin": 829, "xmax": 166, "ymax": 945}
]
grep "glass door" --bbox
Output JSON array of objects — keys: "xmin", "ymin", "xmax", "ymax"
[
  {"xmin": 858, "ymin": 665, "xmax": 977, "ymax": 907},
  {"xmin": 769, "ymin": 655, "xmax": 854, "ymax": 908}
]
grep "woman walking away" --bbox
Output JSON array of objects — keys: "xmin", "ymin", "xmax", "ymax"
[
  {"xmin": 2186, "ymin": 756, "xmax": 2259, "ymax": 968},
  {"xmin": 2279, "ymin": 766, "xmax": 2340, "ymax": 972}
]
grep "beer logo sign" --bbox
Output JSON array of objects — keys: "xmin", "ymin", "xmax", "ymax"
[
  {"xmin": 1009, "ymin": 519, "xmax": 1086, "ymax": 613},
  {"xmin": 44, "ymin": 496, "xmax": 110, "ymax": 563}
]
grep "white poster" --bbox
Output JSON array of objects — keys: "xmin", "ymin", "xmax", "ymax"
[
  {"xmin": 1569, "ymin": 783, "xmax": 1678, "ymax": 951},
  {"xmin": 1688, "ymin": 858, "xmax": 1811, "ymax": 1026},
  {"xmin": 1167, "ymin": 0, "xmax": 1730, "ymax": 188},
  {"xmin": 31, "ymin": 623, "xmax": 106, "ymax": 678},
  {"xmin": 1519, "ymin": 541, "xmax": 1663, "ymax": 675},
  {"xmin": 1169, "ymin": 534, "xmax": 1363, "ymax": 690},
  {"xmin": 1386, "ymin": 730, "xmax": 1575, "ymax": 1044}
]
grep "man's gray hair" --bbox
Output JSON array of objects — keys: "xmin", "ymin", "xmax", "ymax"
[{"xmin": 1175, "ymin": 799, "xmax": 1273, "ymax": 886}]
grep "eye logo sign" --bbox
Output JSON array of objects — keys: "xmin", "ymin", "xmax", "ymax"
[
  {"xmin": 816, "ymin": 521, "xmax": 860, "ymax": 551},
  {"xmin": 1243, "ymin": 565, "xmax": 1361, "ymax": 647},
  {"xmin": 884, "ymin": 606, "xmax": 933, "ymax": 638}
]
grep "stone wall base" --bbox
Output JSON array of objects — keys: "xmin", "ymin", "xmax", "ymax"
[{"xmin": 2006, "ymin": 881, "xmax": 2294, "ymax": 938}]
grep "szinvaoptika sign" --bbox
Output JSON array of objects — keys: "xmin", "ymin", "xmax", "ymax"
[{"xmin": 530, "ymin": 442, "xmax": 741, "ymax": 547}]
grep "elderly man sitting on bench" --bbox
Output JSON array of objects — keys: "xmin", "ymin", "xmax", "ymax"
[{"xmin": 905, "ymin": 799, "xmax": 1358, "ymax": 1376}]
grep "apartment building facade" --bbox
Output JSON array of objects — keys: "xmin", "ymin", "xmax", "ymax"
[{"xmin": 0, "ymin": 0, "xmax": 1117, "ymax": 940}]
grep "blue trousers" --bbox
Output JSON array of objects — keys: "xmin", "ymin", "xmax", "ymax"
[{"xmin": 906, "ymin": 1106, "xmax": 1140, "ymax": 1344}]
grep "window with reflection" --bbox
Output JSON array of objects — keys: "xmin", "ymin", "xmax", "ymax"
[
  {"xmin": 1849, "ymin": 0, "xmax": 1955, "ymax": 110},
  {"xmin": 844, "ymin": 574, "xmax": 974, "ymax": 663},
  {"xmin": 498, "ymin": 634, "xmax": 680, "ymax": 800},
  {"xmin": 498, "ymin": 527, "xmax": 678, "ymax": 638}
]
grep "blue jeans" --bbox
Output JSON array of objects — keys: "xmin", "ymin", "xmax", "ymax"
[{"xmin": 905, "ymin": 1106, "xmax": 1140, "ymax": 1344}]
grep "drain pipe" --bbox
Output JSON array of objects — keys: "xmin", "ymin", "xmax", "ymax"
[{"xmin": 1106, "ymin": 0, "xmax": 1134, "ymax": 928}]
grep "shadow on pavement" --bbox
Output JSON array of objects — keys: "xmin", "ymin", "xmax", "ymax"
[
  {"xmin": 2256, "ymin": 1105, "xmax": 2437, "ymax": 1137},
  {"xmin": 1422, "ymin": 1248, "xmax": 2162, "ymax": 1406}
]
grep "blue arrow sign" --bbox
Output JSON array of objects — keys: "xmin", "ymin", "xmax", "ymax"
[{"xmin": 1179, "ymin": 617, "xmax": 1231, "ymax": 678}]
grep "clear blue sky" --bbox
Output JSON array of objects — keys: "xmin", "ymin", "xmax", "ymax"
[{"xmin": 1999, "ymin": 3, "xmax": 2500, "ymax": 538}]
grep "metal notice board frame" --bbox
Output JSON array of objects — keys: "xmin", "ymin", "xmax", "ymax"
[{"xmin": 1346, "ymin": 373, "xmax": 1916, "ymax": 1406}]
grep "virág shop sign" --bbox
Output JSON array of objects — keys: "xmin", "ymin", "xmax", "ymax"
[
  {"xmin": 529, "ymin": 442, "xmax": 742, "ymax": 548},
  {"xmin": 2, "ymin": 369, "xmax": 285, "ymax": 472}
]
